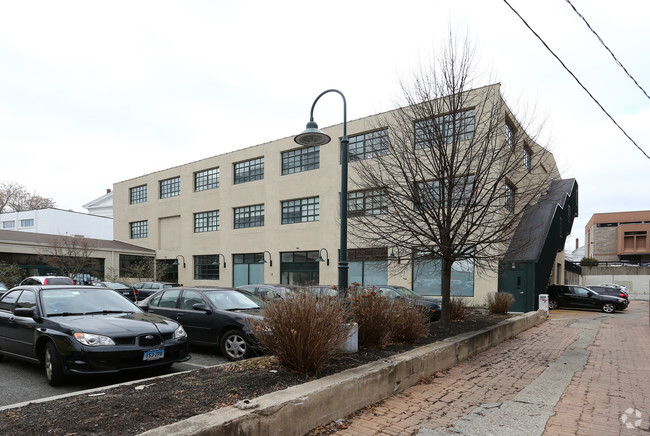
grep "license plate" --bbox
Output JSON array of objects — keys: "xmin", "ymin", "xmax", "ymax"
[
  {"xmin": 122, "ymin": 291, "xmax": 130, "ymax": 295},
  {"xmin": 143, "ymin": 349, "xmax": 165, "ymax": 361}
]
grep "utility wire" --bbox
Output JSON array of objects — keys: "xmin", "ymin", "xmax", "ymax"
[
  {"xmin": 564, "ymin": 0, "xmax": 650, "ymax": 101},
  {"xmin": 502, "ymin": 0, "xmax": 650, "ymax": 160}
]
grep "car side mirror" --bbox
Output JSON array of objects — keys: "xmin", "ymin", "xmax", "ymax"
[
  {"xmin": 193, "ymin": 303, "xmax": 212, "ymax": 314},
  {"xmin": 14, "ymin": 307, "xmax": 36, "ymax": 318}
]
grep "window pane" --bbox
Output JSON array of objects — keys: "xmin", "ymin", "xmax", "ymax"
[
  {"xmin": 282, "ymin": 146, "xmax": 320, "ymax": 175},
  {"xmin": 160, "ymin": 177, "xmax": 180, "ymax": 199},
  {"xmin": 234, "ymin": 158, "xmax": 264, "ymax": 184},
  {"xmin": 194, "ymin": 168, "xmax": 219, "ymax": 192}
]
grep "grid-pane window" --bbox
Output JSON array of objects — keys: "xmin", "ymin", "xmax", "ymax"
[
  {"xmin": 348, "ymin": 189, "xmax": 388, "ymax": 216},
  {"xmin": 194, "ymin": 168, "xmax": 219, "ymax": 192},
  {"xmin": 160, "ymin": 177, "xmax": 180, "ymax": 199},
  {"xmin": 194, "ymin": 255, "xmax": 220, "ymax": 280},
  {"xmin": 282, "ymin": 146, "xmax": 320, "ymax": 175},
  {"xmin": 234, "ymin": 158, "xmax": 264, "ymax": 184},
  {"xmin": 505, "ymin": 121, "xmax": 515, "ymax": 150},
  {"xmin": 194, "ymin": 210, "xmax": 219, "ymax": 233},
  {"xmin": 415, "ymin": 109, "xmax": 475, "ymax": 148},
  {"xmin": 417, "ymin": 175, "xmax": 474, "ymax": 209},
  {"xmin": 130, "ymin": 220, "xmax": 148, "ymax": 239},
  {"xmin": 524, "ymin": 147, "xmax": 532, "ymax": 172},
  {"xmin": 129, "ymin": 185, "xmax": 147, "ymax": 204},
  {"xmin": 348, "ymin": 129, "xmax": 389, "ymax": 161},
  {"xmin": 281, "ymin": 197, "xmax": 319, "ymax": 224},
  {"xmin": 234, "ymin": 204, "xmax": 264, "ymax": 229},
  {"xmin": 20, "ymin": 219, "xmax": 34, "ymax": 227},
  {"xmin": 505, "ymin": 183, "xmax": 515, "ymax": 212},
  {"xmin": 2, "ymin": 221, "xmax": 15, "ymax": 229}
]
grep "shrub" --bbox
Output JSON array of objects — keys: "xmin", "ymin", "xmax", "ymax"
[
  {"xmin": 486, "ymin": 292, "xmax": 515, "ymax": 314},
  {"xmin": 387, "ymin": 300, "xmax": 429, "ymax": 344},
  {"xmin": 448, "ymin": 297, "xmax": 472, "ymax": 321},
  {"xmin": 347, "ymin": 286, "xmax": 395, "ymax": 347},
  {"xmin": 249, "ymin": 292, "xmax": 350, "ymax": 375},
  {"xmin": 580, "ymin": 257, "xmax": 599, "ymax": 267}
]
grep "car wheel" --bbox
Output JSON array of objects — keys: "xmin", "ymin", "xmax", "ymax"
[
  {"xmin": 220, "ymin": 329, "xmax": 251, "ymax": 361},
  {"xmin": 548, "ymin": 299, "xmax": 559, "ymax": 310},
  {"xmin": 44, "ymin": 342, "xmax": 66, "ymax": 386},
  {"xmin": 601, "ymin": 303, "xmax": 616, "ymax": 313}
]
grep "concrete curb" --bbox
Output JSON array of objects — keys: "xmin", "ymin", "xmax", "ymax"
[{"xmin": 140, "ymin": 310, "xmax": 547, "ymax": 436}]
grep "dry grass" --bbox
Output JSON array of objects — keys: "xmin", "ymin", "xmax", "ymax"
[{"xmin": 486, "ymin": 292, "xmax": 515, "ymax": 314}]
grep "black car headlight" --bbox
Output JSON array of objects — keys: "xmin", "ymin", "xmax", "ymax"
[
  {"xmin": 174, "ymin": 326, "xmax": 187, "ymax": 340},
  {"xmin": 74, "ymin": 333, "xmax": 115, "ymax": 346}
]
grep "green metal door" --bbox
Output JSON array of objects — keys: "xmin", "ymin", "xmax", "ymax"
[{"xmin": 501, "ymin": 270, "xmax": 528, "ymax": 313}]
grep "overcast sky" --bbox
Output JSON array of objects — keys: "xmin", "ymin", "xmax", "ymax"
[{"xmin": 1, "ymin": 0, "xmax": 648, "ymax": 251}]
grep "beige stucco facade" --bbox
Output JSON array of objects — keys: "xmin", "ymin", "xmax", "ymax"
[{"xmin": 112, "ymin": 84, "xmax": 563, "ymax": 305}]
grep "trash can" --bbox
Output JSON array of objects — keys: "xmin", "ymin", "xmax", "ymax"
[{"xmin": 538, "ymin": 294, "xmax": 549, "ymax": 317}]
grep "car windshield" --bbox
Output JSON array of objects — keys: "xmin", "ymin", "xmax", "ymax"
[
  {"xmin": 101, "ymin": 282, "xmax": 129, "ymax": 290},
  {"xmin": 394, "ymin": 286, "xmax": 419, "ymax": 298},
  {"xmin": 204, "ymin": 290, "xmax": 263, "ymax": 310},
  {"xmin": 42, "ymin": 288, "xmax": 141, "ymax": 316}
]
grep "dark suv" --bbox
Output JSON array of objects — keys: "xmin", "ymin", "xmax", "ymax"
[{"xmin": 547, "ymin": 285, "xmax": 628, "ymax": 313}]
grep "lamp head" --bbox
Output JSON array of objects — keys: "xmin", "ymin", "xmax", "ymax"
[{"xmin": 294, "ymin": 121, "xmax": 331, "ymax": 146}]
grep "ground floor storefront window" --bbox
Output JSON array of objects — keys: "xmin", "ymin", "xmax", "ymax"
[
  {"xmin": 413, "ymin": 258, "xmax": 474, "ymax": 296},
  {"xmin": 233, "ymin": 253, "xmax": 264, "ymax": 287},
  {"xmin": 280, "ymin": 251, "xmax": 319, "ymax": 285}
]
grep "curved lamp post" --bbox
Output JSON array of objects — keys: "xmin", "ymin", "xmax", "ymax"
[
  {"xmin": 259, "ymin": 250, "xmax": 273, "ymax": 267},
  {"xmin": 211, "ymin": 253, "xmax": 227, "ymax": 269},
  {"xmin": 295, "ymin": 89, "xmax": 349, "ymax": 296},
  {"xmin": 315, "ymin": 248, "xmax": 330, "ymax": 266},
  {"xmin": 172, "ymin": 255, "xmax": 186, "ymax": 268}
]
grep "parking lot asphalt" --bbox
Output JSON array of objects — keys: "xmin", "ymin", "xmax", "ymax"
[{"xmin": 326, "ymin": 301, "xmax": 650, "ymax": 435}]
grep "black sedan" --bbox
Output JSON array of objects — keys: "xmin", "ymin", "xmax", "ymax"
[
  {"xmin": 0, "ymin": 286, "xmax": 190, "ymax": 385},
  {"xmin": 138, "ymin": 287, "xmax": 264, "ymax": 361},
  {"xmin": 547, "ymin": 285, "xmax": 628, "ymax": 313},
  {"xmin": 94, "ymin": 281, "xmax": 138, "ymax": 301}
]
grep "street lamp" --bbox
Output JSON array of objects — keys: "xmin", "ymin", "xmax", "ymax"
[
  {"xmin": 211, "ymin": 253, "xmax": 227, "ymax": 268},
  {"xmin": 172, "ymin": 255, "xmax": 186, "ymax": 268},
  {"xmin": 258, "ymin": 250, "xmax": 273, "ymax": 267},
  {"xmin": 315, "ymin": 248, "xmax": 330, "ymax": 266},
  {"xmin": 295, "ymin": 89, "xmax": 349, "ymax": 296}
]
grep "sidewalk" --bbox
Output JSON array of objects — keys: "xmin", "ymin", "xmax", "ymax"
[{"xmin": 326, "ymin": 301, "xmax": 650, "ymax": 436}]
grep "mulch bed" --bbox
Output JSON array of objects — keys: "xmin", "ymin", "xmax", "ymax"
[{"xmin": 0, "ymin": 310, "xmax": 509, "ymax": 436}]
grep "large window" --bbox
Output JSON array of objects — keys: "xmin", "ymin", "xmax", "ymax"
[
  {"xmin": 20, "ymin": 219, "xmax": 34, "ymax": 228},
  {"xmin": 348, "ymin": 248, "xmax": 388, "ymax": 286},
  {"xmin": 282, "ymin": 146, "xmax": 319, "ymax": 175},
  {"xmin": 233, "ymin": 253, "xmax": 265, "ymax": 287},
  {"xmin": 348, "ymin": 129, "xmax": 389, "ymax": 161},
  {"xmin": 234, "ymin": 204, "xmax": 264, "ymax": 229},
  {"xmin": 194, "ymin": 168, "xmax": 219, "ymax": 192},
  {"xmin": 130, "ymin": 220, "xmax": 148, "ymax": 239},
  {"xmin": 414, "ymin": 109, "xmax": 475, "ymax": 148},
  {"xmin": 129, "ymin": 185, "xmax": 147, "ymax": 204},
  {"xmin": 416, "ymin": 175, "xmax": 475, "ymax": 209},
  {"xmin": 194, "ymin": 255, "xmax": 220, "ymax": 280},
  {"xmin": 281, "ymin": 197, "xmax": 319, "ymax": 224},
  {"xmin": 2, "ymin": 221, "xmax": 14, "ymax": 229},
  {"xmin": 119, "ymin": 255, "xmax": 154, "ymax": 278},
  {"xmin": 280, "ymin": 251, "xmax": 319, "ymax": 285},
  {"xmin": 234, "ymin": 157, "xmax": 264, "ymax": 184},
  {"xmin": 348, "ymin": 189, "xmax": 387, "ymax": 216},
  {"xmin": 413, "ymin": 258, "xmax": 474, "ymax": 297},
  {"xmin": 194, "ymin": 210, "xmax": 219, "ymax": 233},
  {"xmin": 160, "ymin": 177, "xmax": 180, "ymax": 199}
]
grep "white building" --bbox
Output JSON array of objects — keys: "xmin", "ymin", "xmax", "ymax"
[{"xmin": 0, "ymin": 208, "xmax": 113, "ymax": 240}]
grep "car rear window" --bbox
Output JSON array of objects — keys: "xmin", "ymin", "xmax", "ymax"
[{"xmin": 43, "ymin": 278, "xmax": 75, "ymax": 285}]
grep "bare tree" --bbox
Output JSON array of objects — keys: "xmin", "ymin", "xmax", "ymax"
[
  {"xmin": 348, "ymin": 34, "xmax": 557, "ymax": 322},
  {"xmin": 0, "ymin": 182, "xmax": 55, "ymax": 213},
  {"xmin": 41, "ymin": 236, "xmax": 97, "ymax": 282},
  {"xmin": 124, "ymin": 257, "xmax": 172, "ymax": 282}
]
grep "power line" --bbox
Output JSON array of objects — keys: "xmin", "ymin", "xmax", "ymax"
[
  {"xmin": 564, "ymin": 0, "xmax": 650, "ymax": 101},
  {"xmin": 502, "ymin": 0, "xmax": 649, "ymax": 160}
]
